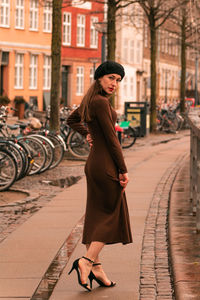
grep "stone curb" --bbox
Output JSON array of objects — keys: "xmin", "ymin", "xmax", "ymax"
[
  {"xmin": 139, "ymin": 152, "xmax": 189, "ymax": 300},
  {"xmin": 169, "ymin": 159, "xmax": 200, "ymax": 300}
]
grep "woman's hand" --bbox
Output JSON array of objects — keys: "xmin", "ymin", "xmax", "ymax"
[
  {"xmin": 86, "ymin": 133, "xmax": 93, "ymax": 148},
  {"xmin": 119, "ymin": 173, "xmax": 129, "ymax": 192}
]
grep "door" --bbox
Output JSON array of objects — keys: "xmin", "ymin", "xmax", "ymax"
[{"xmin": 61, "ymin": 66, "xmax": 69, "ymax": 106}]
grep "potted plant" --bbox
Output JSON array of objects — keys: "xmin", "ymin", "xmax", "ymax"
[
  {"xmin": 14, "ymin": 96, "xmax": 26, "ymax": 119},
  {"xmin": 0, "ymin": 95, "xmax": 10, "ymax": 106}
]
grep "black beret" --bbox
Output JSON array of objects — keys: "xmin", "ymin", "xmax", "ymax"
[{"xmin": 94, "ymin": 61, "xmax": 125, "ymax": 80}]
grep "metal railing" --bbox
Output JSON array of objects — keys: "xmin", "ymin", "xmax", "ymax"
[{"xmin": 187, "ymin": 108, "xmax": 200, "ymax": 233}]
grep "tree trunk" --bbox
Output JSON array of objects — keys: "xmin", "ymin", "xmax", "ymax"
[
  {"xmin": 180, "ymin": 10, "xmax": 186, "ymax": 114},
  {"xmin": 107, "ymin": 0, "xmax": 117, "ymax": 107},
  {"xmin": 150, "ymin": 18, "xmax": 157, "ymax": 133},
  {"xmin": 107, "ymin": 0, "xmax": 116, "ymax": 61},
  {"xmin": 49, "ymin": 0, "xmax": 62, "ymax": 133}
]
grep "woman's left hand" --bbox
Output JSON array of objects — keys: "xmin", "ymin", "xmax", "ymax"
[
  {"xmin": 119, "ymin": 173, "xmax": 129, "ymax": 192},
  {"xmin": 86, "ymin": 133, "xmax": 93, "ymax": 147}
]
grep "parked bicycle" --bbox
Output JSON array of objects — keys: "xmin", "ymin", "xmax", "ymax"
[{"xmin": 116, "ymin": 115, "xmax": 138, "ymax": 149}]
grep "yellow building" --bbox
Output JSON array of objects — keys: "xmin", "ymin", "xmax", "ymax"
[{"xmin": 0, "ymin": 0, "xmax": 52, "ymax": 110}]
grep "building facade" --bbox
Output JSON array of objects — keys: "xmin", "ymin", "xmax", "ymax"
[
  {"xmin": 0, "ymin": 0, "xmax": 52, "ymax": 110},
  {"xmin": 61, "ymin": 1, "xmax": 104, "ymax": 107},
  {"xmin": 116, "ymin": 3, "xmax": 144, "ymax": 113}
]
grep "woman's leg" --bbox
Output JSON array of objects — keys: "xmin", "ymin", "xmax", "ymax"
[
  {"xmin": 80, "ymin": 242, "xmax": 114, "ymax": 286},
  {"xmin": 79, "ymin": 241, "xmax": 105, "ymax": 285}
]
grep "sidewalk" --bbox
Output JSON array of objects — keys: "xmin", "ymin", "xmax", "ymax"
[{"xmin": 0, "ymin": 132, "xmax": 190, "ymax": 300}]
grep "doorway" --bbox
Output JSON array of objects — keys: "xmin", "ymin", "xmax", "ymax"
[{"xmin": 61, "ymin": 66, "xmax": 69, "ymax": 106}]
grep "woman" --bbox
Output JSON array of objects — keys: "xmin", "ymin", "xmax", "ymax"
[{"xmin": 67, "ymin": 61, "xmax": 133, "ymax": 291}]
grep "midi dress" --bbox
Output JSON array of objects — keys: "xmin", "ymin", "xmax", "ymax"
[{"xmin": 67, "ymin": 95, "xmax": 133, "ymax": 245}]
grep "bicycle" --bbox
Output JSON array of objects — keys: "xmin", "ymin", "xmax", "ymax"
[{"xmin": 116, "ymin": 115, "xmax": 138, "ymax": 149}]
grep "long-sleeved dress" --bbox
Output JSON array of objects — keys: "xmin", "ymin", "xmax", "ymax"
[{"xmin": 67, "ymin": 95, "xmax": 132, "ymax": 245}]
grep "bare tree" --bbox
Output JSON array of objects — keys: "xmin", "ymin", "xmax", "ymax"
[
  {"xmin": 171, "ymin": 1, "xmax": 200, "ymax": 113},
  {"xmin": 134, "ymin": 0, "xmax": 188, "ymax": 132}
]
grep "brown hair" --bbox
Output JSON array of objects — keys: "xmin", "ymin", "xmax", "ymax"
[{"xmin": 79, "ymin": 79, "xmax": 104, "ymax": 122}]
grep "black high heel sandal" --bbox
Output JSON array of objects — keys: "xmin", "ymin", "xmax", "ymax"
[
  {"xmin": 68, "ymin": 256, "xmax": 94, "ymax": 292},
  {"xmin": 88, "ymin": 263, "xmax": 116, "ymax": 288}
]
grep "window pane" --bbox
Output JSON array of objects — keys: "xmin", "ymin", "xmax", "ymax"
[
  {"xmin": 15, "ymin": 53, "xmax": 24, "ymax": 88},
  {"xmin": 63, "ymin": 12, "xmax": 71, "ymax": 45},
  {"xmin": 30, "ymin": 0, "xmax": 38, "ymax": 30},
  {"xmin": 0, "ymin": 0, "xmax": 10, "ymax": 27}
]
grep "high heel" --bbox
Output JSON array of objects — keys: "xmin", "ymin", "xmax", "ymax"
[
  {"xmin": 68, "ymin": 256, "xmax": 94, "ymax": 292},
  {"xmin": 89, "ymin": 263, "xmax": 116, "ymax": 288}
]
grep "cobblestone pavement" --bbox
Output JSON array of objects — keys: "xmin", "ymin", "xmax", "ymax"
[
  {"xmin": 140, "ymin": 152, "xmax": 188, "ymax": 300},
  {"xmin": 0, "ymin": 157, "xmax": 85, "ymax": 243}
]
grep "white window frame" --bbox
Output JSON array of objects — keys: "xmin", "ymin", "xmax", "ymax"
[
  {"xmin": 15, "ymin": 0, "xmax": 24, "ymax": 29},
  {"xmin": 136, "ymin": 40, "xmax": 141, "ymax": 64},
  {"xmin": 30, "ymin": 0, "xmax": 38, "ymax": 31},
  {"xmin": 76, "ymin": 66, "xmax": 84, "ymax": 95},
  {"xmin": 15, "ymin": 53, "xmax": 24, "ymax": 89},
  {"xmin": 29, "ymin": 54, "xmax": 38, "ymax": 89},
  {"xmin": 77, "ymin": 14, "xmax": 85, "ymax": 47},
  {"xmin": 144, "ymin": 24, "xmax": 148, "ymax": 48},
  {"xmin": 123, "ymin": 77, "xmax": 128, "ymax": 97},
  {"xmin": 63, "ymin": 12, "xmax": 71, "ymax": 46},
  {"xmin": 90, "ymin": 17, "xmax": 98, "ymax": 48},
  {"xmin": 0, "ymin": 0, "xmax": 10, "ymax": 27},
  {"xmin": 130, "ymin": 76, "xmax": 134, "ymax": 96},
  {"xmin": 43, "ymin": 1, "xmax": 52, "ymax": 32},
  {"xmin": 43, "ymin": 55, "xmax": 51, "ymax": 90},
  {"xmin": 123, "ymin": 38, "xmax": 128, "ymax": 62},
  {"xmin": 130, "ymin": 40, "xmax": 134, "ymax": 64}
]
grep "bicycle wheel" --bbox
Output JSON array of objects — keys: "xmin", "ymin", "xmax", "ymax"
[
  {"xmin": 0, "ymin": 140, "xmax": 26, "ymax": 180},
  {"xmin": 46, "ymin": 133, "xmax": 65, "ymax": 169},
  {"xmin": 0, "ymin": 149, "xmax": 17, "ymax": 191},
  {"xmin": 67, "ymin": 131, "xmax": 90, "ymax": 159},
  {"xmin": 29, "ymin": 134, "xmax": 54, "ymax": 173},
  {"xmin": 18, "ymin": 136, "xmax": 46, "ymax": 175},
  {"xmin": 168, "ymin": 116, "xmax": 179, "ymax": 132},
  {"xmin": 17, "ymin": 140, "xmax": 34, "ymax": 176},
  {"xmin": 121, "ymin": 127, "xmax": 137, "ymax": 149}
]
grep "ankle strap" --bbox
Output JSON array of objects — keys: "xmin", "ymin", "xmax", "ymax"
[
  {"xmin": 82, "ymin": 256, "xmax": 94, "ymax": 264},
  {"xmin": 93, "ymin": 263, "xmax": 101, "ymax": 266}
]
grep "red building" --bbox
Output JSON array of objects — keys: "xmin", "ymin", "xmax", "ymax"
[{"xmin": 61, "ymin": 1, "xmax": 104, "ymax": 106}]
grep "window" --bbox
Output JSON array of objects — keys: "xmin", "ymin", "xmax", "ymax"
[
  {"xmin": 90, "ymin": 17, "xmax": 98, "ymax": 48},
  {"xmin": 0, "ymin": 0, "xmax": 9, "ymax": 27},
  {"xmin": 15, "ymin": 0, "xmax": 24, "ymax": 29},
  {"xmin": 43, "ymin": 1, "xmax": 52, "ymax": 32},
  {"xmin": 123, "ymin": 6, "xmax": 129, "ymax": 24},
  {"xmin": 130, "ymin": 40, "xmax": 134, "ymax": 63},
  {"xmin": 165, "ymin": 31, "xmax": 169, "ymax": 53},
  {"xmin": 144, "ymin": 24, "xmax": 148, "ymax": 48},
  {"xmin": 43, "ymin": 55, "xmax": 51, "ymax": 89},
  {"xmin": 29, "ymin": 54, "xmax": 38, "ymax": 89},
  {"xmin": 130, "ymin": 77, "xmax": 134, "ymax": 96},
  {"xmin": 76, "ymin": 66, "xmax": 84, "ymax": 95},
  {"xmin": 63, "ymin": 12, "xmax": 71, "ymax": 45},
  {"xmin": 77, "ymin": 14, "xmax": 85, "ymax": 47},
  {"xmin": 30, "ymin": 0, "xmax": 38, "ymax": 31},
  {"xmin": 136, "ymin": 40, "xmax": 141, "ymax": 64},
  {"xmin": 123, "ymin": 38, "xmax": 128, "ymax": 61},
  {"xmin": 123, "ymin": 77, "xmax": 128, "ymax": 97},
  {"xmin": 161, "ymin": 30, "xmax": 165, "ymax": 53},
  {"xmin": 15, "ymin": 53, "xmax": 24, "ymax": 88}
]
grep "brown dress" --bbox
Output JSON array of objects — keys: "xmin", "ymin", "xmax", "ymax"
[{"xmin": 67, "ymin": 95, "xmax": 133, "ymax": 245}]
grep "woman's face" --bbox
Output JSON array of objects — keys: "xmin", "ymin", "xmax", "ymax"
[{"xmin": 99, "ymin": 73, "xmax": 122, "ymax": 95}]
